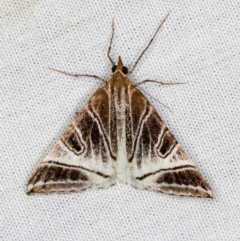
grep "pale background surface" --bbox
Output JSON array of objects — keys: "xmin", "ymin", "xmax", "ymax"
[{"xmin": 1, "ymin": 0, "xmax": 240, "ymax": 240}]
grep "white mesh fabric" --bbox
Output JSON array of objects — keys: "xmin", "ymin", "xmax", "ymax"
[{"xmin": 1, "ymin": 1, "xmax": 240, "ymax": 240}]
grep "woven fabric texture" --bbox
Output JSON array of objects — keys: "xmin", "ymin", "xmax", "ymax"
[{"xmin": 1, "ymin": 1, "xmax": 240, "ymax": 240}]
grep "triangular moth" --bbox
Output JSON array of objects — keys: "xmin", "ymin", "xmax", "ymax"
[{"xmin": 27, "ymin": 13, "xmax": 212, "ymax": 198}]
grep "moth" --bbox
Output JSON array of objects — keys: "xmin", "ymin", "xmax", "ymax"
[{"xmin": 27, "ymin": 12, "xmax": 212, "ymax": 198}]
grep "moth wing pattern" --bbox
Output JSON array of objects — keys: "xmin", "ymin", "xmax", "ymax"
[
  {"xmin": 27, "ymin": 84, "xmax": 118, "ymax": 194},
  {"xmin": 126, "ymin": 84, "xmax": 213, "ymax": 198},
  {"xmin": 27, "ymin": 11, "xmax": 213, "ymax": 197}
]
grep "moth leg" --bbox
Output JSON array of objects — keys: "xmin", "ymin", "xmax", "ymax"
[
  {"xmin": 134, "ymin": 79, "xmax": 188, "ymax": 87},
  {"xmin": 48, "ymin": 67, "xmax": 106, "ymax": 83},
  {"xmin": 135, "ymin": 85, "xmax": 172, "ymax": 112}
]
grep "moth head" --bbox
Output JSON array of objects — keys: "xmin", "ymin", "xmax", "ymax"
[{"xmin": 112, "ymin": 56, "xmax": 128, "ymax": 74}]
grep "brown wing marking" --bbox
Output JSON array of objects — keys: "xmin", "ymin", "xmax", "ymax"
[
  {"xmin": 126, "ymin": 84, "xmax": 212, "ymax": 198},
  {"xmin": 27, "ymin": 83, "xmax": 117, "ymax": 194},
  {"xmin": 27, "ymin": 161, "xmax": 111, "ymax": 194}
]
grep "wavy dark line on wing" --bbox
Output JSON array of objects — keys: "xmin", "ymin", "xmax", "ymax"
[
  {"xmin": 136, "ymin": 164, "xmax": 196, "ymax": 180},
  {"xmin": 46, "ymin": 160, "xmax": 110, "ymax": 178}
]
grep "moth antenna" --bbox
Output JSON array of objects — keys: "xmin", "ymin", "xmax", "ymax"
[
  {"xmin": 107, "ymin": 18, "xmax": 115, "ymax": 66},
  {"xmin": 129, "ymin": 10, "xmax": 171, "ymax": 74}
]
